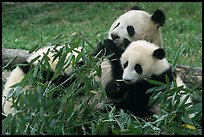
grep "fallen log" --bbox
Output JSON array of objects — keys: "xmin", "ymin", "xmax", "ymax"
[
  {"xmin": 2, "ymin": 48, "xmax": 29, "ymax": 69},
  {"xmin": 2, "ymin": 48, "xmax": 202, "ymax": 88},
  {"xmin": 176, "ymin": 65, "xmax": 202, "ymax": 89}
]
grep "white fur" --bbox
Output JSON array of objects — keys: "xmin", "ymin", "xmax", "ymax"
[
  {"xmin": 2, "ymin": 45, "xmax": 82, "ymax": 115},
  {"xmin": 108, "ymin": 10, "xmax": 163, "ymax": 49},
  {"xmin": 2, "ymin": 66, "xmax": 25, "ymax": 115}
]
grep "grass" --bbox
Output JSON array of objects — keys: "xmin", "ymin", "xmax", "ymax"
[{"xmin": 2, "ymin": 2, "xmax": 202, "ymax": 135}]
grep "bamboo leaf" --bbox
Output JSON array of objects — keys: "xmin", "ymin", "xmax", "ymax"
[{"xmin": 172, "ymin": 44, "xmax": 186, "ymax": 67}]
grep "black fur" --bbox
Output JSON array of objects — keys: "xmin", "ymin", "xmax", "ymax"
[
  {"xmin": 153, "ymin": 48, "xmax": 165, "ymax": 59},
  {"xmin": 127, "ymin": 26, "xmax": 135, "ymax": 37},
  {"xmin": 135, "ymin": 64, "xmax": 143, "ymax": 74},
  {"xmin": 42, "ymin": 70, "xmax": 78, "ymax": 88},
  {"xmin": 105, "ymin": 80, "xmax": 123, "ymax": 99},
  {"xmin": 113, "ymin": 22, "xmax": 120, "ymax": 30},
  {"xmin": 110, "ymin": 79, "xmax": 155, "ymax": 117},
  {"xmin": 123, "ymin": 38, "xmax": 131, "ymax": 49},
  {"xmin": 130, "ymin": 6, "xmax": 141, "ymax": 11},
  {"xmin": 151, "ymin": 66, "xmax": 175, "ymax": 83},
  {"xmin": 151, "ymin": 9, "xmax": 165, "ymax": 27},
  {"xmin": 76, "ymin": 60, "xmax": 85, "ymax": 67},
  {"xmin": 42, "ymin": 70, "xmax": 81, "ymax": 99},
  {"xmin": 93, "ymin": 39, "xmax": 124, "ymax": 59},
  {"xmin": 18, "ymin": 61, "xmax": 31, "ymax": 74},
  {"xmin": 18, "ymin": 60, "xmax": 81, "ymax": 89},
  {"xmin": 111, "ymin": 34, "xmax": 120, "ymax": 40}
]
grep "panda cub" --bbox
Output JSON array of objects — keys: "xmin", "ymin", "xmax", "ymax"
[
  {"xmin": 96, "ymin": 39, "xmax": 191, "ymax": 118},
  {"xmin": 108, "ymin": 5, "xmax": 165, "ymax": 49},
  {"xmin": 2, "ymin": 45, "xmax": 83, "ymax": 115}
]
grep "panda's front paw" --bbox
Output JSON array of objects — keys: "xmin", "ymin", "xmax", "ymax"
[
  {"xmin": 102, "ymin": 39, "xmax": 116, "ymax": 48},
  {"xmin": 93, "ymin": 39, "xmax": 116, "ymax": 57},
  {"xmin": 105, "ymin": 80, "xmax": 124, "ymax": 99},
  {"xmin": 100, "ymin": 39, "xmax": 116, "ymax": 56}
]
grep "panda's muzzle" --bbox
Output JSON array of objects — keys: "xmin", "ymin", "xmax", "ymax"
[{"xmin": 111, "ymin": 34, "xmax": 120, "ymax": 40}]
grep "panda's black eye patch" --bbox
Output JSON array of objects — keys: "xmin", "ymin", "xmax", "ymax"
[
  {"xmin": 113, "ymin": 22, "xmax": 120, "ymax": 30},
  {"xmin": 127, "ymin": 26, "xmax": 135, "ymax": 37},
  {"xmin": 124, "ymin": 61, "xmax": 128, "ymax": 68},
  {"xmin": 135, "ymin": 64, "xmax": 142, "ymax": 74}
]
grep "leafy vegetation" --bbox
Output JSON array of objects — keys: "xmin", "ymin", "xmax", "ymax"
[{"xmin": 2, "ymin": 2, "xmax": 202, "ymax": 135}]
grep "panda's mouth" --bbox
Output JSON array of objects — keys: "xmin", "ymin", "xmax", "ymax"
[
  {"xmin": 124, "ymin": 81, "xmax": 135, "ymax": 85},
  {"xmin": 112, "ymin": 39, "xmax": 120, "ymax": 45},
  {"xmin": 116, "ymin": 79, "xmax": 134, "ymax": 85},
  {"xmin": 114, "ymin": 42, "xmax": 125, "ymax": 50},
  {"xmin": 114, "ymin": 38, "xmax": 131, "ymax": 50},
  {"xmin": 114, "ymin": 41, "xmax": 120, "ymax": 46}
]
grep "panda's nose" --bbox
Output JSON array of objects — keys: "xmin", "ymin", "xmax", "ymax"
[{"xmin": 111, "ymin": 34, "xmax": 120, "ymax": 40}]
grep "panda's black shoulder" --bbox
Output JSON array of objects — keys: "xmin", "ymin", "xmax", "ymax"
[
  {"xmin": 18, "ymin": 61, "xmax": 31, "ymax": 74},
  {"xmin": 130, "ymin": 6, "xmax": 142, "ymax": 11}
]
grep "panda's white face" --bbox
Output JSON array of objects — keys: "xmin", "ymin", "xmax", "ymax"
[
  {"xmin": 108, "ymin": 10, "xmax": 164, "ymax": 49},
  {"xmin": 120, "ymin": 40, "xmax": 169, "ymax": 85}
]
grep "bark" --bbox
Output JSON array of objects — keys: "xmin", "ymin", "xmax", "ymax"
[
  {"xmin": 2, "ymin": 48, "xmax": 29, "ymax": 69},
  {"xmin": 176, "ymin": 65, "xmax": 202, "ymax": 89}
]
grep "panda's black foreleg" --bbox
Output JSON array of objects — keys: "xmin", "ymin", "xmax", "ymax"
[
  {"xmin": 41, "ymin": 70, "xmax": 84, "ymax": 98},
  {"xmin": 51, "ymin": 73, "xmax": 78, "ymax": 88},
  {"xmin": 40, "ymin": 70, "xmax": 83, "ymax": 89},
  {"xmin": 18, "ymin": 61, "xmax": 31, "ymax": 74},
  {"xmin": 109, "ymin": 60, "xmax": 123, "ymax": 79},
  {"xmin": 95, "ymin": 39, "xmax": 124, "ymax": 79},
  {"xmin": 102, "ymin": 39, "xmax": 124, "ymax": 60},
  {"xmin": 92, "ymin": 41, "xmax": 106, "ymax": 58},
  {"xmin": 93, "ymin": 39, "xmax": 124, "ymax": 59},
  {"xmin": 92, "ymin": 39, "xmax": 111, "ymax": 58},
  {"xmin": 105, "ymin": 80, "xmax": 126, "ymax": 99}
]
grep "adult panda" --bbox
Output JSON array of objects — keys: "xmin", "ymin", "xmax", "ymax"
[
  {"xmin": 95, "ymin": 39, "xmax": 194, "ymax": 118},
  {"xmin": 2, "ymin": 45, "xmax": 83, "ymax": 115},
  {"xmin": 108, "ymin": 6, "xmax": 165, "ymax": 49},
  {"xmin": 97, "ymin": 6, "xmax": 166, "ymax": 87}
]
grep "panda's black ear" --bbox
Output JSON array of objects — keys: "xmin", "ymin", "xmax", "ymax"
[
  {"xmin": 151, "ymin": 9, "xmax": 165, "ymax": 27},
  {"xmin": 153, "ymin": 48, "xmax": 165, "ymax": 60},
  {"xmin": 130, "ymin": 6, "xmax": 141, "ymax": 11}
]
